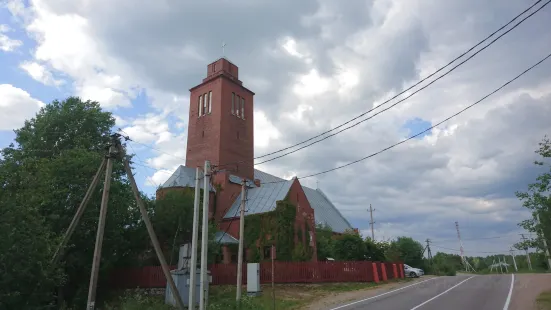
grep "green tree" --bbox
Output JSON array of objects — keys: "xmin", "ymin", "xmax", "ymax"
[
  {"xmin": 364, "ymin": 238, "xmax": 386, "ymax": 261},
  {"xmin": 0, "ymin": 97, "xmax": 147, "ymax": 307},
  {"xmin": 333, "ymin": 231, "xmax": 366, "ymax": 261},
  {"xmin": 315, "ymin": 223, "xmax": 335, "ymax": 260},
  {"xmin": 515, "ymin": 136, "xmax": 551, "ymax": 254},
  {"xmin": 386, "ymin": 237, "xmax": 424, "ymax": 267}
]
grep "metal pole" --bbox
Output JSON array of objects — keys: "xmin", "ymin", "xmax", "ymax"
[
  {"xmin": 86, "ymin": 146, "xmax": 115, "ymax": 310},
  {"xmin": 272, "ymin": 245, "xmax": 275, "ymax": 310},
  {"xmin": 52, "ymin": 158, "xmax": 106, "ymax": 266},
  {"xmin": 199, "ymin": 160, "xmax": 211, "ymax": 310},
  {"xmin": 510, "ymin": 248, "xmax": 518, "ymax": 272},
  {"xmin": 189, "ymin": 167, "xmax": 201, "ymax": 310},
  {"xmin": 536, "ymin": 213, "xmax": 551, "ymax": 270},
  {"xmin": 120, "ymin": 146, "xmax": 185, "ymax": 310},
  {"xmin": 369, "ymin": 204, "xmax": 375, "ymax": 241},
  {"xmin": 236, "ymin": 179, "xmax": 246, "ymax": 301}
]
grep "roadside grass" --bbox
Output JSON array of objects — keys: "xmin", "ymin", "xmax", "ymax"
[
  {"xmin": 537, "ymin": 291, "xmax": 551, "ymax": 310},
  {"xmin": 104, "ymin": 278, "xmax": 413, "ymax": 310}
]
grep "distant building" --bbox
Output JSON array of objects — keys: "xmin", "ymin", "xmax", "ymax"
[{"xmin": 156, "ymin": 58, "xmax": 354, "ymax": 263}]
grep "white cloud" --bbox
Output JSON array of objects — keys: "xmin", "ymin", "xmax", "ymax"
[
  {"xmin": 0, "ymin": 84, "xmax": 45, "ymax": 130},
  {"xmin": 0, "ymin": 24, "xmax": 22, "ymax": 52},
  {"xmin": 19, "ymin": 61, "xmax": 64, "ymax": 86}
]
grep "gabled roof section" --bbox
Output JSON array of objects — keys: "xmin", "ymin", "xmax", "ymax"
[
  {"xmin": 214, "ymin": 231, "xmax": 238, "ymax": 244},
  {"xmin": 302, "ymin": 186, "xmax": 353, "ymax": 233},
  {"xmin": 222, "ymin": 169, "xmax": 353, "ymax": 234},
  {"xmin": 223, "ymin": 170, "xmax": 293, "ymax": 219},
  {"xmin": 159, "ymin": 165, "xmax": 215, "ymax": 192}
]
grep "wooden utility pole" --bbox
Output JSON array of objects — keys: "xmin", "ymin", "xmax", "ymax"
[
  {"xmin": 236, "ymin": 179, "xmax": 247, "ymax": 302},
  {"xmin": 188, "ymin": 167, "xmax": 201, "ymax": 310},
  {"xmin": 369, "ymin": 204, "xmax": 375, "ymax": 240},
  {"xmin": 199, "ymin": 160, "xmax": 211, "ymax": 310},
  {"xmin": 520, "ymin": 234, "xmax": 533, "ymax": 270},
  {"xmin": 86, "ymin": 142, "xmax": 116, "ymax": 310},
  {"xmin": 425, "ymin": 239, "xmax": 433, "ymax": 265},
  {"xmin": 510, "ymin": 248, "xmax": 518, "ymax": 272},
  {"xmin": 53, "ymin": 134, "xmax": 185, "ymax": 310}
]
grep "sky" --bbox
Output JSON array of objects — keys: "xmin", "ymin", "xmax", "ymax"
[{"xmin": 1, "ymin": 0, "xmax": 551, "ymax": 258}]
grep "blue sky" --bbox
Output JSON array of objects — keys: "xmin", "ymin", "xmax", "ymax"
[{"xmin": 1, "ymin": 0, "xmax": 551, "ymax": 255}]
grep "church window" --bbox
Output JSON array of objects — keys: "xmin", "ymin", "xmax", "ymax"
[
  {"xmin": 231, "ymin": 92, "xmax": 235, "ymax": 114},
  {"xmin": 241, "ymin": 97, "xmax": 245, "ymax": 119},
  {"xmin": 203, "ymin": 93, "xmax": 208, "ymax": 114},
  {"xmin": 198, "ymin": 95, "xmax": 203, "ymax": 116},
  {"xmin": 236, "ymin": 95, "xmax": 241, "ymax": 117},
  {"xmin": 213, "ymin": 63, "xmax": 217, "ymax": 72},
  {"xmin": 208, "ymin": 91, "xmax": 212, "ymax": 114}
]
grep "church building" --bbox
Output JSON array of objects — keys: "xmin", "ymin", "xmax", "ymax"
[{"xmin": 156, "ymin": 58, "xmax": 354, "ymax": 263}]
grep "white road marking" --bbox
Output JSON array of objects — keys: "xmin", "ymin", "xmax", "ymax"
[
  {"xmin": 409, "ymin": 276, "xmax": 474, "ymax": 310},
  {"xmin": 503, "ymin": 274, "xmax": 515, "ymax": 310},
  {"xmin": 328, "ymin": 277, "xmax": 439, "ymax": 310}
]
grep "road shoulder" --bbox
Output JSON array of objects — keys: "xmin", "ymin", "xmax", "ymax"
[{"xmin": 301, "ymin": 276, "xmax": 435, "ymax": 310}]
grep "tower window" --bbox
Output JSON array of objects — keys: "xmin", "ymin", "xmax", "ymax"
[
  {"xmin": 236, "ymin": 95, "xmax": 240, "ymax": 117},
  {"xmin": 208, "ymin": 91, "xmax": 212, "ymax": 114},
  {"xmin": 213, "ymin": 63, "xmax": 217, "ymax": 72},
  {"xmin": 203, "ymin": 93, "xmax": 208, "ymax": 114},
  {"xmin": 198, "ymin": 95, "xmax": 203, "ymax": 116},
  {"xmin": 231, "ymin": 92, "xmax": 235, "ymax": 114},
  {"xmin": 202, "ymin": 130, "xmax": 205, "ymax": 137},
  {"xmin": 241, "ymin": 97, "xmax": 245, "ymax": 119}
]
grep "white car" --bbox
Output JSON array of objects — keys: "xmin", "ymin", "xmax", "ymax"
[{"xmin": 404, "ymin": 264, "xmax": 424, "ymax": 278}]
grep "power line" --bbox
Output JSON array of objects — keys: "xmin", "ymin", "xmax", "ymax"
[
  {"xmin": 215, "ymin": 0, "xmax": 550, "ymax": 169},
  {"xmin": 258, "ymin": 50, "xmax": 551, "ymax": 185}
]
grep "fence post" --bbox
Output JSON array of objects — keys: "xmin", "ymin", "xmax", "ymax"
[
  {"xmin": 399, "ymin": 264, "xmax": 404, "ymax": 278},
  {"xmin": 372, "ymin": 263, "xmax": 379, "ymax": 283},
  {"xmin": 380, "ymin": 263, "xmax": 388, "ymax": 281},
  {"xmin": 392, "ymin": 264, "xmax": 398, "ymax": 279}
]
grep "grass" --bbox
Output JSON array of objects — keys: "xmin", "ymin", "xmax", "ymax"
[
  {"xmin": 104, "ymin": 278, "xmax": 413, "ymax": 310},
  {"xmin": 537, "ymin": 291, "xmax": 551, "ymax": 310}
]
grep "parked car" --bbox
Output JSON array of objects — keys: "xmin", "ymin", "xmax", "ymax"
[{"xmin": 404, "ymin": 264, "xmax": 424, "ymax": 278}]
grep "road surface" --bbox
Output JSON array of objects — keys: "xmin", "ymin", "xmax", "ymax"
[{"xmin": 326, "ymin": 274, "xmax": 522, "ymax": 310}]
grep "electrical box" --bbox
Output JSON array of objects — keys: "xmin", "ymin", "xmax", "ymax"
[{"xmin": 247, "ymin": 263, "xmax": 261, "ymax": 297}]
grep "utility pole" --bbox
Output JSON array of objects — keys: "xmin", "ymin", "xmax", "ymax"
[
  {"xmin": 55, "ymin": 134, "xmax": 186, "ymax": 310},
  {"xmin": 536, "ymin": 213, "xmax": 551, "ymax": 270},
  {"xmin": 510, "ymin": 248, "xmax": 518, "ymax": 272},
  {"xmin": 425, "ymin": 239, "xmax": 433, "ymax": 265},
  {"xmin": 236, "ymin": 179, "xmax": 247, "ymax": 302},
  {"xmin": 86, "ymin": 142, "xmax": 115, "ymax": 310},
  {"xmin": 520, "ymin": 234, "xmax": 533, "ymax": 270},
  {"xmin": 369, "ymin": 204, "xmax": 375, "ymax": 240},
  {"xmin": 188, "ymin": 167, "xmax": 201, "ymax": 310},
  {"xmin": 199, "ymin": 160, "xmax": 211, "ymax": 310},
  {"xmin": 455, "ymin": 221, "xmax": 475, "ymax": 272}
]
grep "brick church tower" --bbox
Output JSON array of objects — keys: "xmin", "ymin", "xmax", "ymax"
[{"xmin": 186, "ymin": 58, "xmax": 255, "ymax": 180}]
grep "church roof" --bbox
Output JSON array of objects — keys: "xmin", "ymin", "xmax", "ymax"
[
  {"xmin": 223, "ymin": 169, "xmax": 353, "ymax": 233},
  {"xmin": 214, "ymin": 231, "xmax": 239, "ymax": 244},
  {"xmin": 159, "ymin": 165, "xmax": 215, "ymax": 192}
]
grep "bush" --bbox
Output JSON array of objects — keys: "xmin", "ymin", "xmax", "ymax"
[{"xmin": 104, "ymin": 291, "xmax": 175, "ymax": 310}]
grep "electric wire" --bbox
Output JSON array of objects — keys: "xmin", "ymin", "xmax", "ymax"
[
  {"xmin": 258, "ymin": 50, "xmax": 551, "ymax": 185},
  {"xmin": 214, "ymin": 0, "xmax": 550, "ymax": 169}
]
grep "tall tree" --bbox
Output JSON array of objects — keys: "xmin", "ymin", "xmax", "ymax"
[
  {"xmin": 515, "ymin": 135, "xmax": 551, "ymax": 253},
  {"xmin": 0, "ymin": 97, "xmax": 147, "ymax": 307},
  {"xmin": 386, "ymin": 237, "xmax": 425, "ymax": 267}
]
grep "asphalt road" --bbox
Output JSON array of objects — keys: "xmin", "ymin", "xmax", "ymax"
[{"xmin": 329, "ymin": 274, "xmax": 514, "ymax": 310}]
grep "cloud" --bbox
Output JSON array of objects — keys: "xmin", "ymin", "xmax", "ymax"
[
  {"xmin": 19, "ymin": 61, "xmax": 64, "ymax": 86},
  {"xmin": 0, "ymin": 24, "xmax": 22, "ymax": 52},
  {"xmin": 3, "ymin": 0, "xmax": 551, "ymax": 254},
  {"xmin": 0, "ymin": 84, "xmax": 45, "ymax": 130}
]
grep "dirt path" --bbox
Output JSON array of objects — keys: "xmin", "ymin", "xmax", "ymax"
[
  {"xmin": 510, "ymin": 273, "xmax": 551, "ymax": 310},
  {"xmin": 301, "ymin": 276, "xmax": 435, "ymax": 310}
]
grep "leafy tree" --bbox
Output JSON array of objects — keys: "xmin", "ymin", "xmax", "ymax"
[
  {"xmin": 315, "ymin": 223, "xmax": 335, "ymax": 260},
  {"xmin": 333, "ymin": 231, "xmax": 366, "ymax": 261},
  {"xmin": 364, "ymin": 238, "xmax": 386, "ymax": 261},
  {"xmin": 0, "ymin": 200, "xmax": 64, "ymax": 309},
  {"xmin": 516, "ymin": 136, "xmax": 551, "ymax": 253},
  {"xmin": 386, "ymin": 237, "xmax": 424, "ymax": 267},
  {"xmin": 0, "ymin": 97, "xmax": 147, "ymax": 307}
]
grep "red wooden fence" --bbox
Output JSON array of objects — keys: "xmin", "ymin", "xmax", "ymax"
[{"xmin": 109, "ymin": 261, "xmax": 404, "ymax": 289}]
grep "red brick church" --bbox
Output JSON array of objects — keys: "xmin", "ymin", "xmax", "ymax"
[{"xmin": 156, "ymin": 58, "xmax": 354, "ymax": 263}]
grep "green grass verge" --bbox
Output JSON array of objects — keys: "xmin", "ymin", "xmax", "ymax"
[
  {"xmin": 104, "ymin": 278, "xmax": 413, "ymax": 310},
  {"xmin": 537, "ymin": 291, "xmax": 551, "ymax": 310}
]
